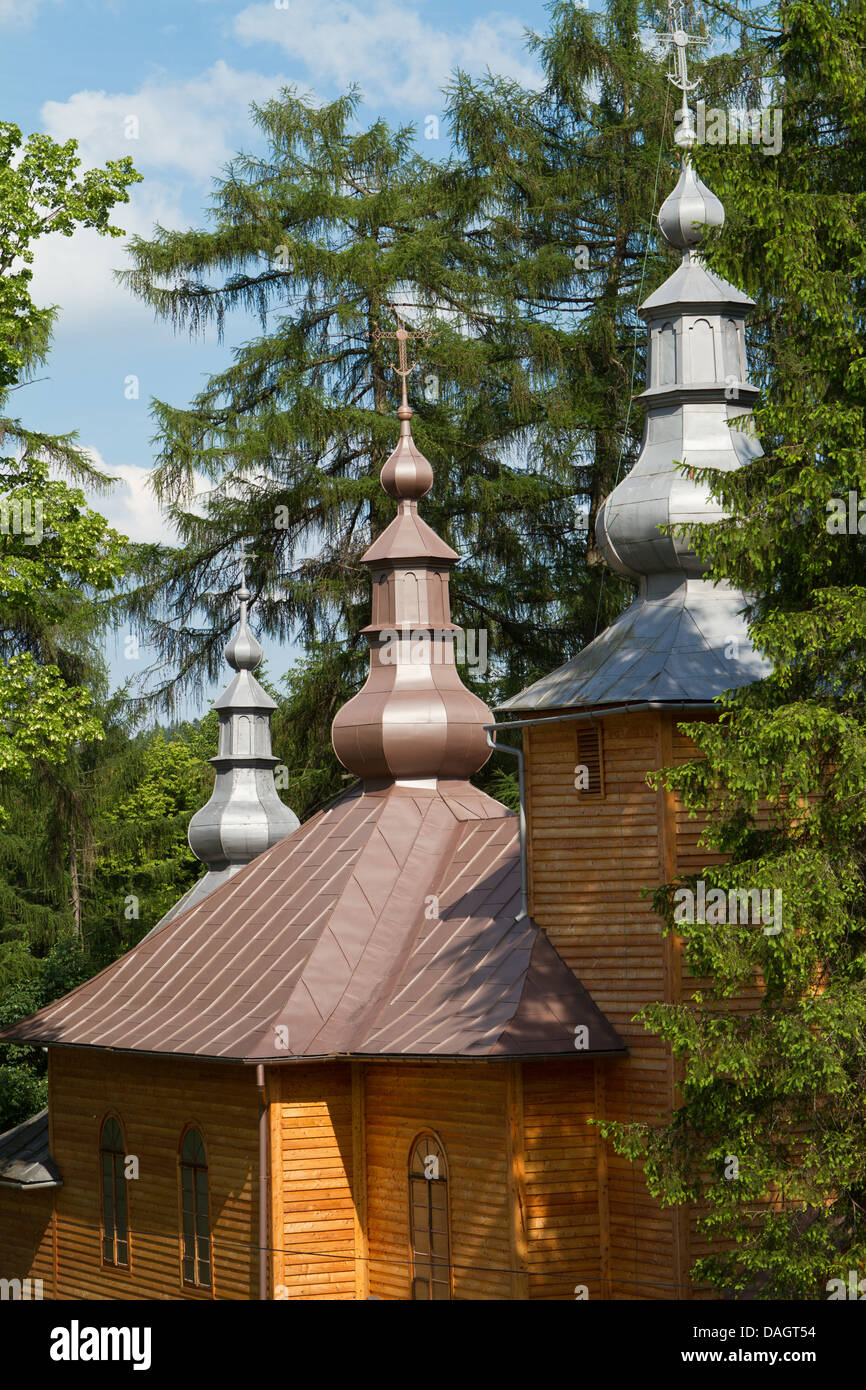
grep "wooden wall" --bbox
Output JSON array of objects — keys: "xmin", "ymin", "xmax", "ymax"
[
  {"xmin": 270, "ymin": 1058, "xmax": 605, "ymax": 1302},
  {"xmin": 269, "ymin": 1063, "xmax": 356, "ymax": 1300},
  {"xmin": 0, "ymin": 1186, "xmax": 55, "ymax": 1297},
  {"xmin": 363, "ymin": 1061, "xmax": 515, "ymax": 1300},
  {"xmin": 522, "ymin": 1058, "xmax": 601, "ymax": 1299},
  {"xmin": 46, "ymin": 1048, "xmax": 260, "ymax": 1300},
  {"xmin": 1, "ymin": 1048, "xmax": 609, "ymax": 1302},
  {"xmin": 524, "ymin": 708, "xmax": 715, "ymax": 1299}
]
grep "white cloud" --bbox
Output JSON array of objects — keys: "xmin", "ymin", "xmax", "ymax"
[
  {"xmin": 28, "ymin": 178, "xmax": 185, "ymax": 326},
  {"xmin": 0, "ymin": 0, "xmax": 60, "ymax": 25},
  {"xmin": 234, "ymin": 0, "xmax": 541, "ymax": 110},
  {"xmin": 40, "ymin": 60, "xmax": 282, "ymax": 179},
  {"xmin": 79, "ymin": 455, "xmax": 212, "ymax": 546},
  {"xmin": 32, "ymin": 61, "xmax": 285, "ymax": 326}
]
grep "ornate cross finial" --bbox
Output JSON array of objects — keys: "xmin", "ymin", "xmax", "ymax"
[
  {"xmin": 656, "ymin": 3, "xmax": 707, "ymax": 150},
  {"xmin": 233, "ymin": 542, "xmax": 257, "ymax": 599},
  {"xmin": 372, "ymin": 308, "xmax": 434, "ymax": 410},
  {"xmin": 225, "ymin": 542, "xmax": 263, "ymax": 672}
]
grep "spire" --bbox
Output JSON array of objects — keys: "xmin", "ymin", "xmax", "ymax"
[
  {"xmin": 187, "ymin": 553, "xmax": 298, "ymax": 875},
  {"xmin": 499, "ymin": 4, "xmax": 770, "ymax": 714},
  {"xmin": 223, "ymin": 567, "xmax": 264, "ymax": 672},
  {"xmin": 595, "ymin": 3, "xmax": 762, "ymax": 590},
  {"xmin": 332, "ymin": 324, "xmax": 493, "ymax": 784},
  {"xmin": 657, "ymin": 8, "xmax": 723, "ymax": 250}
]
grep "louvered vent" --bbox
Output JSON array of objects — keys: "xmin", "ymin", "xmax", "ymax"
[{"xmin": 575, "ymin": 725, "xmax": 604, "ymax": 797}]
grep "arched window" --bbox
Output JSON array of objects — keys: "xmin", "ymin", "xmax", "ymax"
[
  {"xmin": 179, "ymin": 1127, "xmax": 212, "ymax": 1288},
  {"xmin": 409, "ymin": 1134, "xmax": 451, "ymax": 1300},
  {"xmin": 99, "ymin": 1116, "xmax": 129, "ymax": 1267}
]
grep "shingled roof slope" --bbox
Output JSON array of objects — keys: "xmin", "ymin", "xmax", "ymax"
[{"xmin": 0, "ymin": 783, "xmax": 624, "ymax": 1063}]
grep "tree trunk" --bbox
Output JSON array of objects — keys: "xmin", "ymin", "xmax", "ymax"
[{"xmin": 69, "ymin": 830, "xmax": 82, "ymax": 938}]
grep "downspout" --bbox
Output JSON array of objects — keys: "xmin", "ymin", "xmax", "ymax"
[
  {"xmin": 256, "ymin": 1063, "xmax": 268, "ymax": 1301},
  {"xmin": 485, "ymin": 727, "xmax": 527, "ymax": 922}
]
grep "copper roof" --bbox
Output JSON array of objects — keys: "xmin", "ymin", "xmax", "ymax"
[{"xmin": 0, "ymin": 782, "xmax": 623, "ymax": 1063}]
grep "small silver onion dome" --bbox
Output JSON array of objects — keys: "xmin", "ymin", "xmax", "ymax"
[
  {"xmin": 657, "ymin": 157, "xmax": 724, "ymax": 250},
  {"xmin": 146, "ymin": 565, "xmax": 299, "ymax": 937},
  {"xmin": 223, "ymin": 576, "xmax": 264, "ymax": 671}
]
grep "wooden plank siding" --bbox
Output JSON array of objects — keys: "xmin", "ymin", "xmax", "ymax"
[
  {"xmin": 364, "ymin": 1062, "xmax": 514, "ymax": 1299},
  {"xmin": 0, "ymin": 1187, "xmax": 55, "ymax": 1297},
  {"xmin": 524, "ymin": 708, "xmax": 720, "ymax": 1300},
  {"xmin": 270, "ymin": 1063, "xmax": 356, "ymax": 1300},
  {"xmin": 46, "ymin": 1048, "xmax": 259, "ymax": 1300},
  {"xmin": 522, "ymin": 1059, "xmax": 601, "ymax": 1299}
]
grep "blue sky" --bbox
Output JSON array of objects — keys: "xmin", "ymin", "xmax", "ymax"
[{"xmin": 1, "ymin": 0, "xmax": 577, "ymax": 709}]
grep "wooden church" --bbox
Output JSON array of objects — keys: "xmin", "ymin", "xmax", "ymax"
[{"xmin": 0, "ymin": 50, "xmax": 769, "ymax": 1300}]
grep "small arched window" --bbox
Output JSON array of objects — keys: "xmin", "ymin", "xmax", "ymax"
[
  {"xmin": 409, "ymin": 1134, "xmax": 451, "ymax": 1300},
  {"xmin": 99, "ymin": 1116, "xmax": 129, "ymax": 1267},
  {"xmin": 179, "ymin": 1127, "xmax": 212, "ymax": 1289}
]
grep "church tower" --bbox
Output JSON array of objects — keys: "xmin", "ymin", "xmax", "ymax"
[
  {"xmin": 497, "ymin": 20, "xmax": 769, "ymax": 1298},
  {"xmin": 151, "ymin": 563, "xmax": 299, "ymax": 932}
]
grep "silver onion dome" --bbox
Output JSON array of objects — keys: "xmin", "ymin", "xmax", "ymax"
[{"xmin": 657, "ymin": 158, "xmax": 725, "ymax": 250}]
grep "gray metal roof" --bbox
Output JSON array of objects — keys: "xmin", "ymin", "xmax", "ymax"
[
  {"xmin": 0, "ymin": 1108, "xmax": 62, "ymax": 1189},
  {"xmin": 640, "ymin": 251, "xmax": 753, "ymax": 315},
  {"xmin": 499, "ymin": 574, "xmax": 769, "ymax": 713}
]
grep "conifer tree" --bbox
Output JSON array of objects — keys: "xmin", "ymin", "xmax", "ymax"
[{"xmin": 119, "ymin": 90, "xmax": 574, "ymax": 728}]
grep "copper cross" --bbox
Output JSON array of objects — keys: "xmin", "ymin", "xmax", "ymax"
[{"xmin": 372, "ymin": 311, "xmax": 434, "ymax": 409}]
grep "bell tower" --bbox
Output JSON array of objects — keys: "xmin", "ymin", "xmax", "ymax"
[{"xmin": 495, "ymin": 8, "xmax": 770, "ymax": 1298}]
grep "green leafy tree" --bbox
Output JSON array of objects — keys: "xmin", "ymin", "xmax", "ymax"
[
  {"xmin": 0, "ymin": 120, "xmax": 143, "ymax": 1115},
  {"xmin": 602, "ymin": 0, "xmax": 866, "ymax": 1298},
  {"xmin": 86, "ymin": 717, "xmax": 218, "ymax": 961},
  {"xmin": 0, "ymin": 121, "xmax": 139, "ymax": 773}
]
